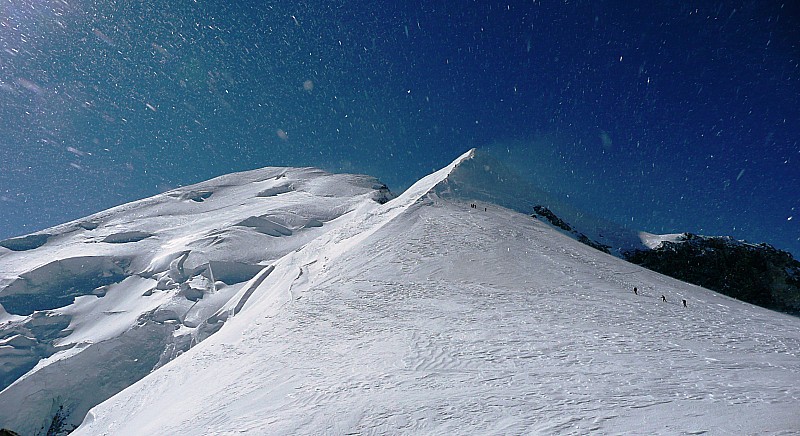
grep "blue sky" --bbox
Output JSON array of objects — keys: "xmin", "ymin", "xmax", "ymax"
[{"xmin": 1, "ymin": 0, "xmax": 798, "ymax": 256}]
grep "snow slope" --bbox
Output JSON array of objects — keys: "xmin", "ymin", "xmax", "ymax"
[
  {"xmin": 69, "ymin": 150, "xmax": 800, "ymax": 434},
  {"xmin": 0, "ymin": 165, "xmax": 391, "ymax": 434}
]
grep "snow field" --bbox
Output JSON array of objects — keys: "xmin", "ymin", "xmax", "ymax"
[{"xmin": 77, "ymin": 188, "xmax": 800, "ymax": 434}]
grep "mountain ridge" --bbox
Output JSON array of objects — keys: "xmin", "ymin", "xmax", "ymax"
[
  {"xmin": 1, "ymin": 150, "xmax": 799, "ymax": 434},
  {"xmin": 76, "ymin": 153, "xmax": 800, "ymax": 434}
]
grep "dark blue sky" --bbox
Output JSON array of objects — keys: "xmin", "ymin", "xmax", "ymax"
[{"xmin": 1, "ymin": 1, "xmax": 798, "ymax": 256}]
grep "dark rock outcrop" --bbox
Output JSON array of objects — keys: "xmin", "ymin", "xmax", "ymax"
[
  {"xmin": 533, "ymin": 205, "xmax": 573, "ymax": 232},
  {"xmin": 624, "ymin": 234, "xmax": 800, "ymax": 315},
  {"xmin": 532, "ymin": 206, "xmax": 611, "ymax": 254}
]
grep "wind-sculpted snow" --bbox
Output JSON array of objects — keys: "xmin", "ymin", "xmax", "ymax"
[
  {"xmin": 0, "ymin": 166, "xmax": 392, "ymax": 434},
  {"xmin": 73, "ymin": 150, "xmax": 800, "ymax": 435},
  {"xmin": 167, "ymin": 189, "xmax": 213, "ymax": 202},
  {"xmin": 256, "ymin": 183, "xmax": 294, "ymax": 197},
  {"xmin": 0, "ymin": 256, "xmax": 131, "ymax": 315},
  {"xmin": 0, "ymin": 234, "xmax": 51, "ymax": 251},
  {"xmin": 235, "ymin": 216, "xmax": 293, "ymax": 237},
  {"xmin": 100, "ymin": 231, "xmax": 154, "ymax": 244}
]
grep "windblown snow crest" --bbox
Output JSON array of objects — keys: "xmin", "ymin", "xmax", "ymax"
[{"xmin": 0, "ymin": 166, "xmax": 392, "ymax": 434}]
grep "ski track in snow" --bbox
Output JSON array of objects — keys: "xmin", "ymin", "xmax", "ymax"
[{"xmin": 77, "ymin": 193, "xmax": 800, "ymax": 435}]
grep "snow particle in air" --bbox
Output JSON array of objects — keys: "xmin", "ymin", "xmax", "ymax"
[
  {"xmin": 303, "ymin": 80, "xmax": 314, "ymax": 92},
  {"xmin": 16, "ymin": 78, "xmax": 43, "ymax": 94},
  {"xmin": 276, "ymin": 129, "xmax": 288, "ymax": 140},
  {"xmin": 67, "ymin": 147, "xmax": 87, "ymax": 157}
]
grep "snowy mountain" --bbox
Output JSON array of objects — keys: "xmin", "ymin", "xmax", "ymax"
[
  {"xmin": 2, "ymin": 150, "xmax": 800, "ymax": 434},
  {"xmin": 0, "ymin": 166, "xmax": 391, "ymax": 433}
]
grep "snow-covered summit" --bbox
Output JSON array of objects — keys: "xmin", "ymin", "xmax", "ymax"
[{"xmin": 2, "ymin": 150, "xmax": 800, "ymax": 435}]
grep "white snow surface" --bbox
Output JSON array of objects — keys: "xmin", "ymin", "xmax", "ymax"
[
  {"xmin": 74, "ymin": 150, "xmax": 800, "ymax": 434},
  {"xmin": 2, "ymin": 149, "xmax": 800, "ymax": 434},
  {"xmin": 639, "ymin": 232, "xmax": 686, "ymax": 250},
  {"xmin": 0, "ymin": 165, "xmax": 391, "ymax": 434}
]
